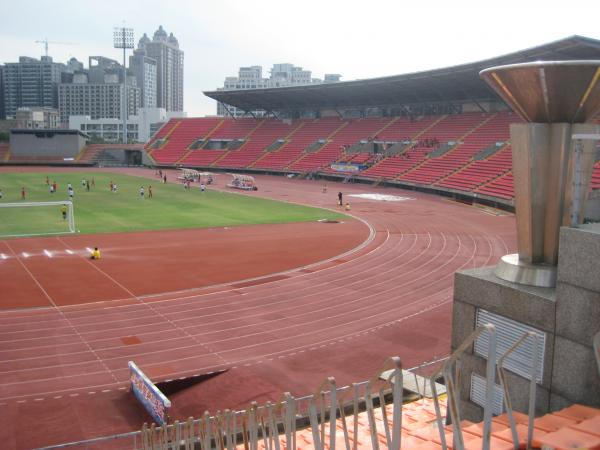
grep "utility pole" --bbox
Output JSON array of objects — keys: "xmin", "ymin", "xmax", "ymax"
[{"xmin": 113, "ymin": 27, "xmax": 134, "ymax": 144}]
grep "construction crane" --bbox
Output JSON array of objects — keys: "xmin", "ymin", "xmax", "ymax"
[{"xmin": 35, "ymin": 38, "xmax": 78, "ymax": 57}]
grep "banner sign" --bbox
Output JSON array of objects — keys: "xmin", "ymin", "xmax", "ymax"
[
  {"xmin": 330, "ymin": 163, "xmax": 367, "ymax": 173},
  {"xmin": 129, "ymin": 361, "xmax": 171, "ymax": 425}
]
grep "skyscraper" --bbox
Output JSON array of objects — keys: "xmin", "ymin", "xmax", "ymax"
[
  {"xmin": 0, "ymin": 65, "xmax": 5, "ymax": 119},
  {"xmin": 129, "ymin": 41, "xmax": 158, "ymax": 108},
  {"xmin": 137, "ymin": 26, "xmax": 183, "ymax": 112},
  {"xmin": 58, "ymin": 56, "xmax": 140, "ymax": 125},
  {"xmin": 2, "ymin": 56, "xmax": 68, "ymax": 119}
]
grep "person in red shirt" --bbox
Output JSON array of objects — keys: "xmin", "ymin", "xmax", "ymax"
[{"xmin": 21, "ymin": 187, "xmax": 26, "ymax": 200}]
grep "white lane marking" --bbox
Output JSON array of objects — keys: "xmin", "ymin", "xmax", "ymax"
[
  {"xmin": 85, "ymin": 247, "xmax": 93, "ymax": 253},
  {"xmin": 22, "ymin": 252, "xmax": 30, "ymax": 258},
  {"xmin": 44, "ymin": 250, "xmax": 53, "ymax": 258},
  {"xmin": 65, "ymin": 249, "xmax": 74, "ymax": 255},
  {"xmin": 0, "ymin": 253, "xmax": 7, "ymax": 260}
]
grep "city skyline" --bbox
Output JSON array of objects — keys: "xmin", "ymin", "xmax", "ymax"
[{"xmin": 1, "ymin": 0, "xmax": 599, "ymax": 117}]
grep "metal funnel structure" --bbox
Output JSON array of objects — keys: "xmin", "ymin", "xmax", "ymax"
[
  {"xmin": 480, "ymin": 61, "xmax": 600, "ymax": 123},
  {"xmin": 480, "ymin": 61, "xmax": 600, "ymax": 287}
]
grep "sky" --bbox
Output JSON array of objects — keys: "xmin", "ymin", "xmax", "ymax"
[{"xmin": 1, "ymin": 0, "xmax": 599, "ymax": 117}]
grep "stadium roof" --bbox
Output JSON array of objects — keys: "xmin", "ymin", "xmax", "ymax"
[{"xmin": 204, "ymin": 35, "xmax": 600, "ymax": 113}]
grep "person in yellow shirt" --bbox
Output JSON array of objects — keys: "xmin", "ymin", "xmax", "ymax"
[
  {"xmin": 61, "ymin": 204, "xmax": 67, "ymax": 220},
  {"xmin": 90, "ymin": 247, "xmax": 101, "ymax": 260}
]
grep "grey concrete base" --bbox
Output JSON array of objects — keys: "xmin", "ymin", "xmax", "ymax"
[
  {"xmin": 380, "ymin": 369, "xmax": 446, "ymax": 398},
  {"xmin": 450, "ymin": 225, "xmax": 600, "ymax": 421}
]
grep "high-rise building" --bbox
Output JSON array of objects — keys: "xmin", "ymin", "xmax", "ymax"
[
  {"xmin": 137, "ymin": 26, "xmax": 183, "ymax": 112},
  {"xmin": 58, "ymin": 56, "xmax": 140, "ymax": 127},
  {"xmin": 2, "ymin": 56, "xmax": 68, "ymax": 119},
  {"xmin": 129, "ymin": 44, "xmax": 158, "ymax": 108},
  {"xmin": 217, "ymin": 63, "xmax": 341, "ymax": 117},
  {"xmin": 0, "ymin": 65, "xmax": 5, "ymax": 119}
]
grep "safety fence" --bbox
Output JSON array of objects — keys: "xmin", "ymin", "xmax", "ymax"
[{"xmin": 38, "ymin": 324, "xmax": 549, "ymax": 450}]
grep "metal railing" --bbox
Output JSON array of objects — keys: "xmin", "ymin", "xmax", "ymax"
[
  {"xmin": 594, "ymin": 330, "xmax": 600, "ymax": 377},
  {"xmin": 38, "ymin": 324, "xmax": 546, "ymax": 450},
  {"xmin": 430, "ymin": 324, "xmax": 498, "ymax": 450},
  {"xmin": 497, "ymin": 331, "xmax": 540, "ymax": 450}
]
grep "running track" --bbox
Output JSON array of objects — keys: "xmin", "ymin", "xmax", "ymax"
[{"xmin": 0, "ymin": 169, "xmax": 516, "ymax": 449}]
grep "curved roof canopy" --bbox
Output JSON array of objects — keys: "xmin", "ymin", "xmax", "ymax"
[{"xmin": 204, "ymin": 36, "xmax": 600, "ymax": 113}]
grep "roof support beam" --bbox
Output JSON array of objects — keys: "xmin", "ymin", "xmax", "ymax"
[{"xmin": 219, "ymin": 102, "xmax": 238, "ymax": 119}]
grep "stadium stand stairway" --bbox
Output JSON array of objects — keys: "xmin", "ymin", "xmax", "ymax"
[
  {"xmin": 150, "ymin": 118, "xmax": 223, "ymax": 164},
  {"xmin": 288, "ymin": 117, "xmax": 393, "ymax": 172},
  {"xmin": 203, "ymin": 119, "xmax": 266, "ymax": 167},
  {"xmin": 0, "ymin": 142, "xmax": 11, "ymax": 161},
  {"xmin": 435, "ymin": 143, "xmax": 512, "ymax": 193},
  {"xmin": 146, "ymin": 119, "xmax": 182, "ymax": 154},
  {"xmin": 396, "ymin": 113, "xmax": 499, "ymax": 185},
  {"xmin": 359, "ymin": 115, "xmax": 447, "ymax": 180},
  {"xmin": 215, "ymin": 119, "xmax": 296, "ymax": 168},
  {"xmin": 248, "ymin": 121, "xmax": 307, "ymax": 169},
  {"xmin": 175, "ymin": 119, "xmax": 226, "ymax": 164},
  {"xmin": 254, "ymin": 118, "xmax": 342, "ymax": 171},
  {"xmin": 476, "ymin": 170, "xmax": 515, "ymax": 200},
  {"xmin": 286, "ymin": 119, "xmax": 349, "ymax": 171}
]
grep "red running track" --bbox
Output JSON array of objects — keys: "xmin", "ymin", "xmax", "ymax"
[{"xmin": 0, "ymin": 169, "xmax": 516, "ymax": 449}]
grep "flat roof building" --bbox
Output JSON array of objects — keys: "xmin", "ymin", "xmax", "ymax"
[
  {"xmin": 2, "ymin": 56, "xmax": 69, "ymax": 119},
  {"xmin": 137, "ymin": 26, "xmax": 183, "ymax": 112},
  {"xmin": 129, "ymin": 49, "xmax": 157, "ymax": 108},
  {"xmin": 15, "ymin": 106, "xmax": 59, "ymax": 129},
  {"xmin": 216, "ymin": 63, "xmax": 341, "ymax": 117},
  {"xmin": 58, "ymin": 57, "xmax": 141, "ymax": 128}
]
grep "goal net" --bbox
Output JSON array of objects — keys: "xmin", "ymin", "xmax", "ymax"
[{"xmin": 0, "ymin": 201, "xmax": 75, "ymax": 238}]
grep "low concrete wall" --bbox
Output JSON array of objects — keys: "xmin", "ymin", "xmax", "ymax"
[
  {"xmin": 10, "ymin": 130, "xmax": 87, "ymax": 158},
  {"xmin": 450, "ymin": 224, "xmax": 600, "ymax": 421}
]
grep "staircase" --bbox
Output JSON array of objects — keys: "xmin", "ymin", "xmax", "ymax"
[
  {"xmin": 250, "ymin": 121, "xmax": 307, "ymax": 169},
  {"xmin": 176, "ymin": 119, "xmax": 224, "ymax": 164}
]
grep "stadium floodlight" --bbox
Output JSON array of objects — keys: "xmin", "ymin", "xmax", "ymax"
[
  {"xmin": 113, "ymin": 27, "xmax": 134, "ymax": 145},
  {"xmin": 0, "ymin": 201, "xmax": 75, "ymax": 238}
]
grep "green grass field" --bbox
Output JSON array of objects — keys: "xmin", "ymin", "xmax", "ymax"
[{"xmin": 0, "ymin": 172, "xmax": 345, "ymax": 236}]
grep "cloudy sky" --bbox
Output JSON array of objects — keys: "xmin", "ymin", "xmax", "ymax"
[{"xmin": 1, "ymin": 0, "xmax": 598, "ymax": 116}]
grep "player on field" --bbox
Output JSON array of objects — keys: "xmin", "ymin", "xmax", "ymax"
[
  {"xmin": 61, "ymin": 204, "xmax": 67, "ymax": 220},
  {"xmin": 139, "ymin": 186, "xmax": 145, "ymax": 199},
  {"xmin": 90, "ymin": 247, "xmax": 101, "ymax": 260}
]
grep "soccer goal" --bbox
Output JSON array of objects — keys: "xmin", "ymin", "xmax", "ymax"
[{"xmin": 0, "ymin": 201, "xmax": 76, "ymax": 238}]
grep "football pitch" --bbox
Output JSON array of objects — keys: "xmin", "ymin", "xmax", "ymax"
[{"xmin": 0, "ymin": 172, "xmax": 345, "ymax": 236}]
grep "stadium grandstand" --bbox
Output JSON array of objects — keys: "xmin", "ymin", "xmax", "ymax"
[
  {"xmin": 1, "ymin": 35, "xmax": 600, "ymax": 450},
  {"xmin": 2, "ymin": 36, "xmax": 600, "ymax": 210},
  {"xmin": 126, "ymin": 35, "xmax": 600, "ymax": 210}
]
